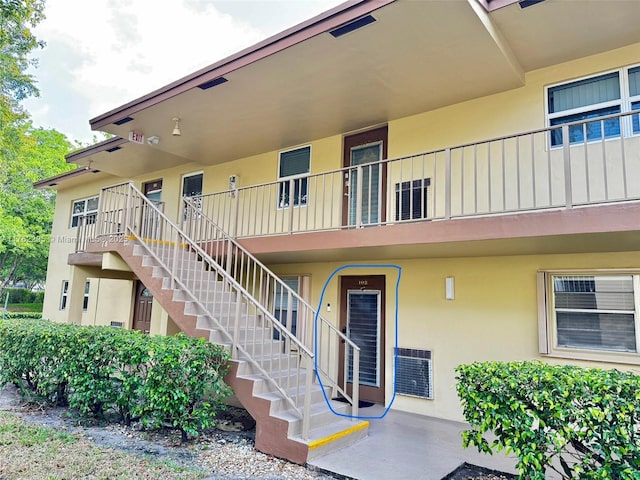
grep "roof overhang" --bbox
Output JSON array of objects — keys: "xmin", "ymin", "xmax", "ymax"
[{"xmin": 74, "ymin": 0, "xmax": 640, "ymax": 178}]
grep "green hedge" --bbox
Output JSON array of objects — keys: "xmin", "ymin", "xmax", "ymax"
[
  {"xmin": 2, "ymin": 288, "xmax": 44, "ymax": 304},
  {"xmin": 2, "ymin": 312, "xmax": 42, "ymax": 319},
  {"xmin": 0, "ymin": 319, "xmax": 232, "ymax": 441},
  {"xmin": 456, "ymin": 361, "xmax": 640, "ymax": 479}
]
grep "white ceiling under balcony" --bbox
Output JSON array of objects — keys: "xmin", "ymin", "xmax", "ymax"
[{"xmin": 76, "ymin": 0, "xmax": 640, "ymax": 177}]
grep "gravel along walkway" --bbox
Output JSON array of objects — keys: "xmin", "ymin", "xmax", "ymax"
[{"xmin": 0, "ymin": 384, "xmax": 512, "ymax": 480}]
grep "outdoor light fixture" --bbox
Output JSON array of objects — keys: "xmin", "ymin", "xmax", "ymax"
[
  {"xmin": 172, "ymin": 117, "xmax": 181, "ymax": 136},
  {"xmin": 445, "ymin": 276, "xmax": 455, "ymax": 300}
]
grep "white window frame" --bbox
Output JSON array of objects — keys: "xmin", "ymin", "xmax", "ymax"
[
  {"xmin": 545, "ymin": 64, "xmax": 640, "ymax": 146},
  {"xmin": 181, "ymin": 171, "xmax": 204, "ymax": 220},
  {"xmin": 627, "ymin": 65, "xmax": 640, "ymax": 134},
  {"xmin": 269, "ymin": 275, "xmax": 311, "ymax": 345},
  {"xmin": 70, "ymin": 196, "xmax": 99, "ymax": 228},
  {"xmin": 277, "ymin": 145, "xmax": 311, "ymax": 209},
  {"xmin": 82, "ymin": 281, "xmax": 90, "ymax": 312},
  {"xmin": 538, "ymin": 270, "xmax": 640, "ymax": 365},
  {"xmin": 60, "ymin": 280, "xmax": 69, "ymax": 310}
]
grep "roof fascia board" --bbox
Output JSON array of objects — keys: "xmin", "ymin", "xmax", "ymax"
[
  {"xmin": 89, "ymin": 0, "xmax": 395, "ymax": 131},
  {"xmin": 33, "ymin": 167, "xmax": 97, "ymax": 189},
  {"xmin": 65, "ymin": 137, "xmax": 128, "ymax": 164}
]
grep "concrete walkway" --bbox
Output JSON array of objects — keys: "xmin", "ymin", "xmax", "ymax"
[{"xmin": 308, "ymin": 406, "xmax": 518, "ymax": 480}]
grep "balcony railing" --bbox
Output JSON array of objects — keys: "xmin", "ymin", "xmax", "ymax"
[
  {"xmin": 192, "ymin": 110, "xmax": 640, "ymax": 238},
  {"xmin": 75, "ymin": 213, "xmax": 97, "ymax": 252},
  {"xmin": 75, "ymin": 199, "xmax": 165, "ymax": 253}
]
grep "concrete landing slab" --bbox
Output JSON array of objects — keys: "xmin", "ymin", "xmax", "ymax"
[{"xmin": 308, "ymin": 406, "xmax": 517, "ymax": 480}]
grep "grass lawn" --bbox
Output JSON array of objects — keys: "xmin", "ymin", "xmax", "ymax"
[
  {"xmin": 0, "ymin": 412, "xmax": 207, "ymax": 480},
  {"xmin": 6, "ymin": 303, "xmax": 43, "ymax": 313}
]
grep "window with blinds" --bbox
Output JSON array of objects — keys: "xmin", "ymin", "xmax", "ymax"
[
  {"xmin": 278, "ymin": 146, "xmax": 310, "ymax": 208},
  {"xmin": 273, "ymin": 276, "xmax": 300, "ymax": 340},
  {"xmin": 551, "ymin": 274, "xmax": 638, "ymax": 353},
  {"xmin": 546, "ymin": 65, "xmax": 640, "ymax": 146},
  {"xmin": 630, "ymin": 66, "xmax": 640, "ymax": 134},
  {"xmin": 394, "ymin": 178, "xmax": 430, "ymax": 221}
]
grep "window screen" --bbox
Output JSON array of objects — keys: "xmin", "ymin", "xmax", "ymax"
[
  {"xmin": 395, "ymin": 179, "xmax": 430, "ymax": 221},
  {"xmin": 553, "ymin": 275, "xmax": 637, "ymax": 352},
  {"xmin": 547, "ymin": 72, "xmax": 622, "ymax": 146},
  {"xmin": 278, "ymin": 147, "xmax": 310, "ymax": 208}
]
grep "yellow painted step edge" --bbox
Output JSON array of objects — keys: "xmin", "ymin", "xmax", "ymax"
[{"xmin": 308, "ymin": 420, "xmax": 369, "ymax": 451}]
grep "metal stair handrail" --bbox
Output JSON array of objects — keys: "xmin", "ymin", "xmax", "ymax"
[
  {"xmin": 98, "ymin": 182, "xmax": 321, "ymax": 438},
  {"xmin": 181, "ymin": 195, "xmax": 362, "ymax": 417}
]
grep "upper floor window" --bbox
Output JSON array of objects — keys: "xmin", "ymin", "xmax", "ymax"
[
  {"xmin": 547, "ymin": 65, "xmax": 640, "ymax": 146},
  {"xmin": 71, "ymin": 196, "xmax": 98, "ymax": 228},
  {"xmin": 539, "ymin": 271, "xmax": 640, "ymax": 364},
  {"xmin": 278, "ymin": 146, "xmax": 310, "ymax": 208}
]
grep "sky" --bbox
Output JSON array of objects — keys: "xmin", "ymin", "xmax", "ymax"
[{"xmin": 22, "ymin": 0, "xmax": 345, "ymax": 145}]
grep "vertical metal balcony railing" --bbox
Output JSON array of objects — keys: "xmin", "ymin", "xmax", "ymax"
[
  {"xmin": 75, "ymin": 213, "xmax": 97, "ymax": 252},
  {"xmin": 192, "ymin": 110, "xmax": 640, "ymax": 238}
]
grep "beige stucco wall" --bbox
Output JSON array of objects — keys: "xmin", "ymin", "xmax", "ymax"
[
  {"xmin": 81, "ymin": 278, "xmax": 134, "ymax": 328},
  {"xmin": 271, "ymin": 250, "xmax": 640, "ymax": 422}
]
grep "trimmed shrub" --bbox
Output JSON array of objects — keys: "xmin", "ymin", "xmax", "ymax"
[
  {"xmin": 0, "ymin": 303, "xmax": 42, "ymax": 318},
  {"xmin": 136, "ymin": 334, "xmax": 232, "ymax": 442},
  {"xmin": 3, "ymin": 312, "xmax": 43, "ymax": 319},
  {"xmin": 0, "ymin": 319, "xmax": 232, "ymax": 440},
  {"xmin": 2, "ymin": 288, "xmax": 43, "ymax": 304},
  {"xmin": 455, "ymin": 361, "xmax": 640, "ymax": 479}
]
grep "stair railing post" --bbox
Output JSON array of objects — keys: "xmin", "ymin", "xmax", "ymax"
[
  {"xmin": 225, "ymin": 238, "xmax": 234, "ymax": 276},
  {"xmin": 170, "ymin": 230, "xmax": 180, "ymax": 290},
  {"xmin": 232, "ymin": 290, "xmax": 242, "ymax": 360},
  {"xmin": 352, "ymin": 347, "xmax": 359, "ymax": 420},
  {"xmin": 302, "ymin": 354, "xmax": 313, "ymax": 440}
]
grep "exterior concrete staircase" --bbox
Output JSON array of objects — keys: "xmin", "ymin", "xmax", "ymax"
[{"xmin": 88, "ymin": 183, "xmax": 368, "ymax": 464}]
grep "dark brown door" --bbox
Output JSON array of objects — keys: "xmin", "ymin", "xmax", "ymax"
[
  {"xmin": 143, "ymin": 179, "xmax": 163, "ymax": 201},
  {"xmin": 339, "ymin": 275, "xmax": 386, "ymax": 404},
  {"xmin": 132, "ymin": 281, "xmax": 153, "ymax": 334},
  {"xmin": 342, "ymin": 127, "xmax": 388, "ymax": 227}
]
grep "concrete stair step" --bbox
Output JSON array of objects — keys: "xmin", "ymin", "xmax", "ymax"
[{"xmin": 299, "ymin": 418, "xmax": 369, "ymax": 461}]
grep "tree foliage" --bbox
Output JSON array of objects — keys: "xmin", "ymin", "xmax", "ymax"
[
  {"xmin": 456, "ymin": 361, "xmax": 640, "ymax": 479},
  {"xmin": 0, "ymin": 0, "xmax": 45, "ymax": 102},
  {"xmin": 0, "ymin": 124, "xmax": 73, "ymax": 290},
  {"xmin": 0, "ymin": 1, "xmax": 76, "ymax": 290}
]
